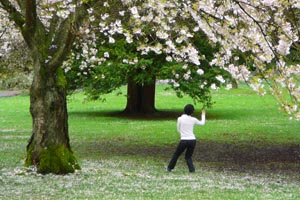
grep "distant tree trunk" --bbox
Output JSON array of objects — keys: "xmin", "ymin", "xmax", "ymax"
[
  {"xmin": 232, "ymin": 79, "xmax": 238, "ymax": 89},
  {"xmin": 124, "ymin": 76, "xmax": 157, "ymax": 114},
  {"xmin": 25, "ymin": 60, "xmax": 80, "ymax": 174}
]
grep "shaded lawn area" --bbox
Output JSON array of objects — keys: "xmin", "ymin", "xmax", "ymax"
[{"xmin": 78, "ymin": 138, "xmax": 300, "ymax": 170}]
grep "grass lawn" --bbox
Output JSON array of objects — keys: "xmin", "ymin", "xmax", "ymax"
[{"xmin": 1, "ymin": 84, "xmax": 300, "ymax": 199}]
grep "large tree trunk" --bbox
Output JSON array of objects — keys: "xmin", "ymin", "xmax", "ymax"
[
  {"xmin": 124, "ymin": 76, "xmax": 157, "ymax": 114},
  {"xmin": 25, "ymin": 61, "xmax": 80, "ymax": 174},
  {"xmin": 1, "ymin": 0, "xmax": 88, "ymax": 174}
]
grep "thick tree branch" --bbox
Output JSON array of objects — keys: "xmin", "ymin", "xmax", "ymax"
[
  {"xmin": 25, "ymin": 0, "xmax": 37, "ymax": 34},
  {"xmin": 47, "ymin": 18, "xmax": 75, "ymax": 71},
  {"xmin": 47, "ymin": 4, "xmax": 89, "ymax": 71}
]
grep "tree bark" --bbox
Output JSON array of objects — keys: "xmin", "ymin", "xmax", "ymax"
[
  {"xmin": 124, "ymin": 76, "xmax": 157, "ymax": 114},
  {"xmin": 25, "ymin": 61, "xmax": 80, "ymax": 174},
  {"xmin": 141, "ymin": 77, "xmax": 156, "ymax": 113}
]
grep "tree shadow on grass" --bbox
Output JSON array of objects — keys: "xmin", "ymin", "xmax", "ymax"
[
  {"xmin": 71, "ymin": 109, "xmax": 300, "ymax": 172},
  {"xmin": 194, "ymin": 140, "xmax": 300, "ymax": 171},
  {"xmin": 69, "ymin": 109, "xmax": 184, "ymax": 120},
  {"xmin": 69, "ymin": 107, "xmax": 256, "ymax": 121},
  {"xmin": 77, "ymin": 139, "xmax": 300, "ymax": 172}
]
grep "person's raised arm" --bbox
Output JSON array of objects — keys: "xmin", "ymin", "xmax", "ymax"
[{"xmin": 196, "ymin": 110, "xmax": 206, "ymax": 125}]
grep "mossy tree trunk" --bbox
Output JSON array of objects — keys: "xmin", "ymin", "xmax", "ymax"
[
  {"xmin": 1, "ymin": 0, "xmax": 89, "ymax": 174},
  {"xmin": 25, "ymin": 60, "xmax": 80, "ymax": 174},
  {"xmin": 23, "ymin": 27, "xmax": 82, "ymax": 174},
  {"xmin": 124, "ymin": 76, "xmax": 157, "ymax": 114}
]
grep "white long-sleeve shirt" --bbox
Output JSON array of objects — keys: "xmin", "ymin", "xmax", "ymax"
[{"xmin": 177, "ymin": 114, "xmax": 205, "ymax": 140}]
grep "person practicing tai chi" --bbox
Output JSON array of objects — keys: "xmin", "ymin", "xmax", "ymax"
[{"xmin": 167, "ymin": 104, "xmax": 206, "ymax": 173}]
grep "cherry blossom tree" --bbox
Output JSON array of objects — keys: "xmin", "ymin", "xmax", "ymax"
[{"xmin": 1, "ymin": 0, "xmax": 300, "ymax": 174}]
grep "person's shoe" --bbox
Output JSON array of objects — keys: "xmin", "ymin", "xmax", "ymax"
[{"xmin": 166, "ymin": 167, "xmax": 172, "ymax": 172}]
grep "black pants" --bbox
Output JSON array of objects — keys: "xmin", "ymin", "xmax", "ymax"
[{"xmin": 167, "ymin": 140, "xmax": 196, "ymax": 172}]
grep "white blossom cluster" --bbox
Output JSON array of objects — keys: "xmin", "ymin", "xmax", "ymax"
[
  {"xmin": 188, "ymin": 0, "xmax": 300, "ymax": 119},
  {"xmin": 39, "ymin": 0, "xmax": 78, "ymax": 20}
]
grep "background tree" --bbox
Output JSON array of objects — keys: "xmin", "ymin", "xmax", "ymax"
[
  {"xmin": 66, "ymin": 32, "xmax": 229, "ymax": 114},
  {"xmin": 65, "ymin": 2, "xmax": 229, "ymax": 114}
]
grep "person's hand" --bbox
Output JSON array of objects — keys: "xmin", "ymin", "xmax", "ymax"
[{"xmin": 201, "ymin": 110, "xmax": 206, "ymax": 116}]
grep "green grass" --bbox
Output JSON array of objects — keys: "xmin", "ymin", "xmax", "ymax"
[{"xmin": 1, "ymin": 84, "xmax": 300, "ymax": 199}]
